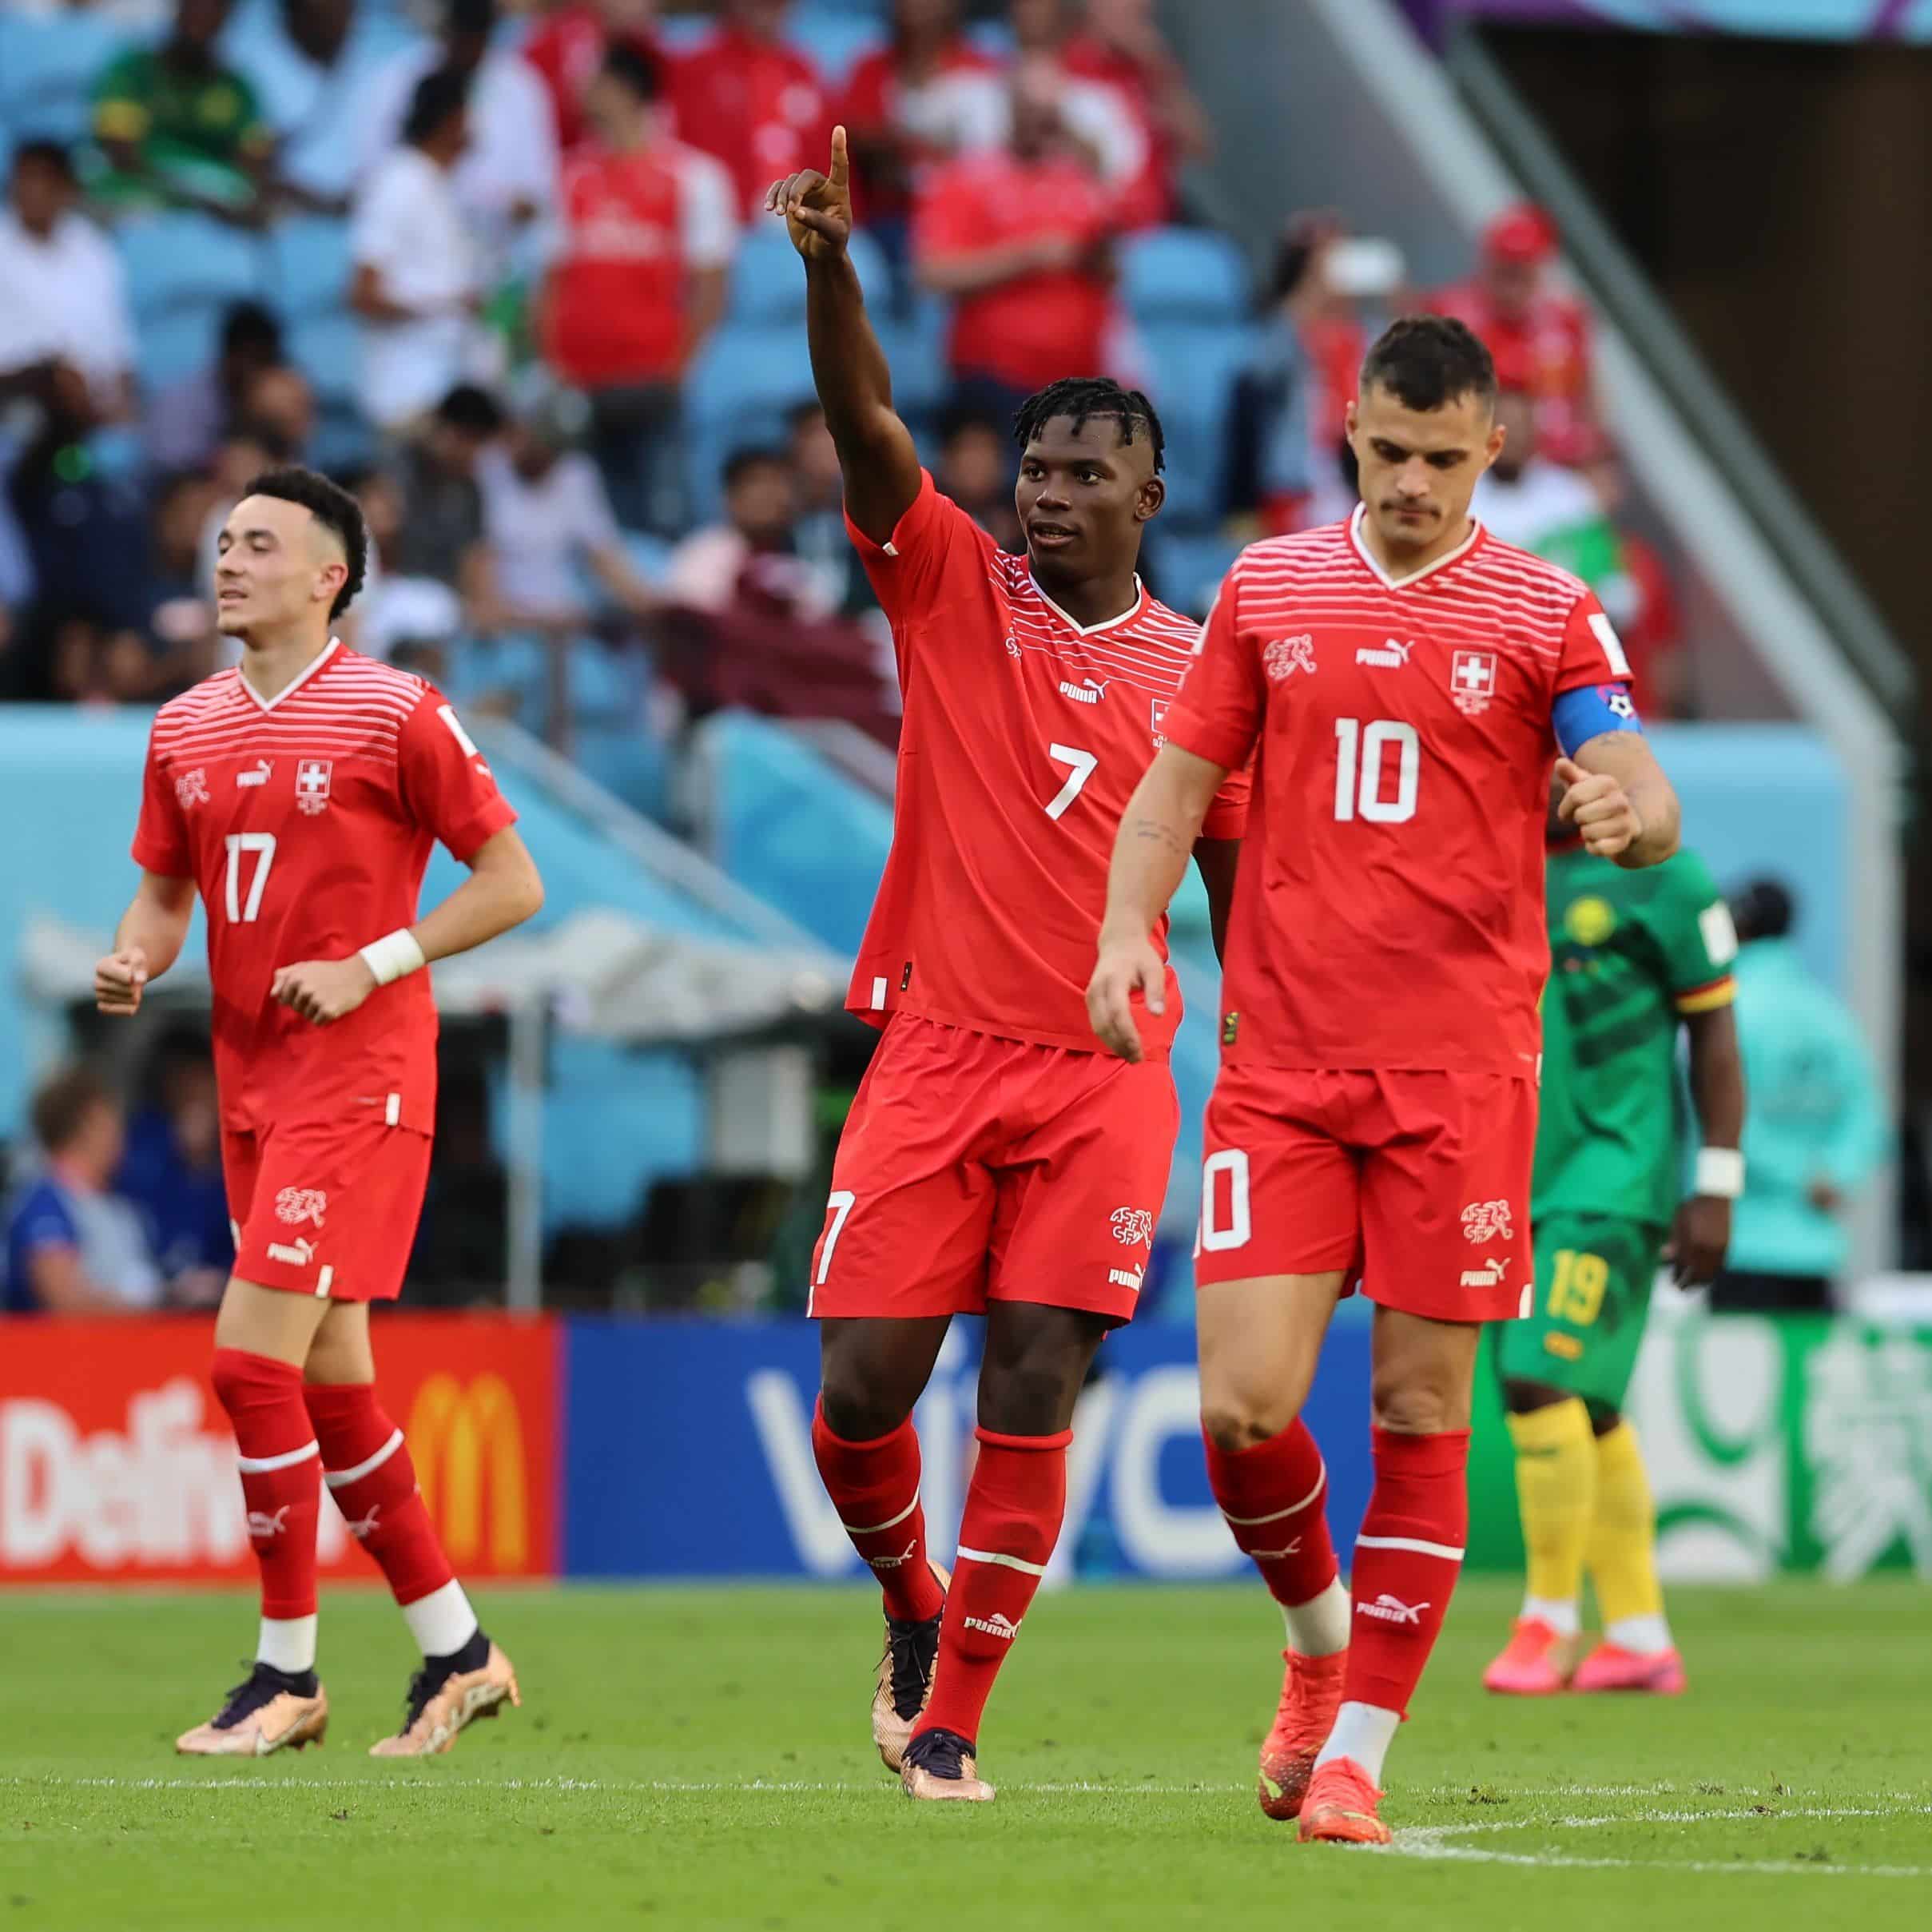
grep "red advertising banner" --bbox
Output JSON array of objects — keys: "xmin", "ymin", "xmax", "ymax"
[{"xmin": 0, "ymin": 1315, "xmax": 560, "ymax": 1584}]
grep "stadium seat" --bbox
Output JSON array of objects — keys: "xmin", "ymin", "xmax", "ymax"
[
  {"xmin": 727, "ymin": 226, "xmax": 889, "ymax": 327},
  {"xmin": 1143, "ymin": 322, "xmax": 1257, "ymax": 528},
  {"xmin": 116, "ymin": 212, "xmax": 266, "ymax": 322},
  {"xmin": 682, "ymin": 324, "xmax": 819, "ymax": 519},
  {"xmin": 134, "ymin": 308, "xmax": 219, "ymax": 391},
  {"xmin": 1121, "ymin": 228, "xmax": 1250, "ymax": 328},
  {"xmin": 266, "ymin": 214, "xmax": 354, "ymax": 317},
  {"xmin": 0, "ymin": 12, "xmax": 132, "ymax": 144},
  {"xmin": 286, "ymin": 310, "xmax": 360, "ymax": 411},
  {"xmin": 785, "ymin": 5, "xmax": 887, "ymax": 86}
]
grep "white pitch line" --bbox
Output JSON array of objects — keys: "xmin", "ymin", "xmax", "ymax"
[
  {"xmin": 1375, "ymin": 1808, "xmax": 1932, "ymax": 1881},
  {"xmin": 2, "ymin": 1776, "xmax": 1248, "ymax": 1796}
]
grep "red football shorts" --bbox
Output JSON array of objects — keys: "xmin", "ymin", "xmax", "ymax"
[
  {"xmin": 809, "ymin": 1013, "xmax": 1179, "ymax": 1326},
  {"xmin": 1193, "ymin": 1065, "xmax": 1537, "ymax": 1322},
  {"xmin": 223, "ymin": 1113, "xmax": 434, "ymax": 1303}
]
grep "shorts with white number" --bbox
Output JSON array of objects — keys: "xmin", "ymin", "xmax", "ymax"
[
  {"xmin": 808, "ymin": 1012, "xmax": 1179, "ymax": 1326},
  {"xmin": 1194, "ymin": 1063, "xmax": 1536, "ymax": 1323}
]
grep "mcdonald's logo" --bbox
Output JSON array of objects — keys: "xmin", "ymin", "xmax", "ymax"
[{"xmin": 407, "ymin": 1373, "xmax": 528, "ymax": 1569}]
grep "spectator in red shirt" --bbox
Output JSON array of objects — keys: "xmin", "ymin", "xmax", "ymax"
[
  {"xmin": 1429, "ymin": 201, "xmax": 1602, "ymax": 467},
  {"xmin": 1058, "ymin": 0, "xmax": 1209, "ymax": 230},
  {"xmin": 523, "ymin": 0, "xmax": 667, "ymax": 155},
  {"xmin": 913, "ymin": 56, "xmax": 1123, "ymax": 419},
  {"xmin": 670, "ymin": 0, "xmax": 831, "ymax": 218},
  {"xmin": 539, "ymin": 42, "xmax": 738, "ymax": 534},
  {"xmin": 841, "ymin": 2, "xmax": 1000, "ymax": 231}
]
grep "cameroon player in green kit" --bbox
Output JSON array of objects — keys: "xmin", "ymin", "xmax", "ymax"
[{"xmin": 1483, "ymin": 793, "xmax": 1744, "ymax": 1698}]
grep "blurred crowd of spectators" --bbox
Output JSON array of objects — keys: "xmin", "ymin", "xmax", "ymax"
[{"xmin": 0, "ymin": 0, "xmax": 1688, "ymax": 753}]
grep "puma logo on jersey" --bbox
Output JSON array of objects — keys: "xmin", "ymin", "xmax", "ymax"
[
  {"xmin": 236, "ymin": 759, "xmax": 273, "ymax": 788},
  {"xmin": 1108, "ymin": 1266, "xmax": 1145, "ymax": 1292},
  {"xmin": 1059, "ymin": 678, "xmax": 1106, "ymax": 705},
  {"xmin": 268, "ymin": 1237, "xmax": 317, "ymax": 1269},
  {"xmin": 1460, "ymin": 1257, "xmax": 1512, "ymax": 1290},
  {"xmin": 1356, "ymin": 638, "xmax": 1415, "ymax": 668}
]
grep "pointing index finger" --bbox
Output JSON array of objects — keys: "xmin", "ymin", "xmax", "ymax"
[{"xmin": 829, "ymin": 124, "xmax": 849, "ymax": 190}]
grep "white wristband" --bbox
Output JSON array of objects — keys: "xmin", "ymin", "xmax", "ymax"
[
  {"xmin": 1695, "ymin": 1147, "xmax": 1745, "ymax": 1200},
  {"xmin": 358, "ymin": 928, "xmax": 427, "ymax": 987}
]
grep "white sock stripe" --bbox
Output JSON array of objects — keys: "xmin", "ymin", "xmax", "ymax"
[
  {"xmin": 324, "ymin": 1428, "xmax": 404, "ymax": 1490},
  {"xmin": 1219, "ymin": 1465, "xmax": 1328, "ymax": 1527},
  {"xmin": 1354, "ymin": 1533, "xmax": 1465, "ymax": 1561},
  {"xmin": 235, "ymin": 1440, "xmax": 320, "ymax": 1474},
  {"xmin": 840, "ymin": 1490, "xmax": 920, "ymax": 1536},
  {"xmin": 955, "ymin": 1543, "xmax": 1049, "ymax": 1578}
]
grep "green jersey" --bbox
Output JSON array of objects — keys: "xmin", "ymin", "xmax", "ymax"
[{"xmin": 1533, "ymin": 842, "xmax": 1737, "ymax": 1227}]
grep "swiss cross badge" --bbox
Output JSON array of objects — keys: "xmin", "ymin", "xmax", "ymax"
[
  {"xmin": 1450, "ymin": 648, "xmax": 1498, "ymax": 717},
  {"xmin": 1151, "ymin": 698, "xmax": 1168, "ymax": 747},
  {"xmin": 295, "ymin": 758, "xmax": 333, "ymax": 815}
]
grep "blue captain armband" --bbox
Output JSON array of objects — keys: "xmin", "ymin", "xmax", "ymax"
[{"xmin": 1552, "ymin": 682, "xmax": 1643, "ymax": 757}]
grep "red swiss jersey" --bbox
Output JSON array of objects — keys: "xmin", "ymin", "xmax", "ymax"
[
  {"xmin": 543, "ymin": 136, "xmax": 737, "ymax": 387},
  {"xmin": 1429, "ymin": 281, "xmax": 1596, "ymax": 465},
  {"xmin": 1163, "ymin": 509, "xmax": 1630, "ymax": 1073},
  {"xmin": 913, "ymin": 151, "xmax": 1117, "ymax": 394},
  {"xmin": 131, "ymin": 644, "xmax": 516, "ymax": 1133},
  {"xmin": 849, "ymin": 473, "xmax": 1248, "ymax": 1057},
  {"xmin": 522, "ymin": 7, "xmax": 666, "ymax": 153},
  {"xmin": 667, "ymin": 24, "xmax": 829, "ymax": 217}
]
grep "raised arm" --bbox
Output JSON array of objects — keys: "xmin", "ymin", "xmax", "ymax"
[
  {"xmin": 1086, "ymin": 743, "xmax": 1231, "ymax": 1062},
  {"xmin": 1555, "ymin": 734, "xmax": 1680, "ymax": 869},
  {"xmin": 765, "ymin": 127, "xmax": 922, "ymax": 547}
]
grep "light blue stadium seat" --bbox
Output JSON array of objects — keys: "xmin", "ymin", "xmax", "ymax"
[
  {"xmin": 785, "ymin": 4, "xmax": 887, "ymax": 85},
  {"xmin": 1143, "ymin": 323, "xmax": 1255, "ymax": 528},
  {"xmin": 682, "ymin": 324, "xmax": 819, "ymax": 519},
  {"xmin": 728, "ymin": 225, "xmax": 889, "ymax": 327},
  {"xmin": 1150, "ymin": 529, "xmax": 1242, "ymax": 620},
  {"xmin": 267, "ymin": 214, "xmax": 353, "ymax": 316},
  {"xmin": 573, "ymin": 723, "xmax": 671, "ymax": 823},
  {"xmin": 287, "ymin": 310, "xmax": 360, "ymax": 410},
  {"xmin": 116, "ymin": 212, "xmax": 266, "ymax": 321},
  {"xmin": 135, "ymin": 308, "xmax": 219, "ymax": 390},
  {"xmin": 0, "ymin": 12, "xmax": 131, "ymax": 143},
  {"xmin": 624, "ymin": 531, "xmax": 674, "ymax": 586},
  {"xmin": 1122, "ymin": 228, "xmax": 1250, "ymax": 328}
]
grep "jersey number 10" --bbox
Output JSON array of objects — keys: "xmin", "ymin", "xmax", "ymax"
[{"xmin": 1334, "ymin": 718, "xmax": 1419, "ymax": 824}]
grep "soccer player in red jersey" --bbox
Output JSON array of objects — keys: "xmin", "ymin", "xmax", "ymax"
[
  {"xmin": 764, "ymin": 131, "xmax": 1247, "ymax": 1802},
  {"xmin": 93, "ymin": 468, "xmax": 545, "ymax": 1758},
  {"xmin": 1089, "ymin": 318, "xmax": 1681, "ymax": 1844}
]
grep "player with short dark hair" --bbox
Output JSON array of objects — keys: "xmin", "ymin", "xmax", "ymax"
[
  {"xmin": 95, "ymin": 464, "xmax": 545, "ymax": 1758},
  {"xmin": 1090, "ymin": 312, "xmax": 1682, "ymax": 1843},
  {"xmin": 765, "ymin": 130, "xmax": 1247, "ymax": 1802}
]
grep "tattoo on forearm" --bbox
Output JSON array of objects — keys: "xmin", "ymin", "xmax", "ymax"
[{"xmin": 1129, "ymin": 817, "xmax": 1189, "ymax": 861}]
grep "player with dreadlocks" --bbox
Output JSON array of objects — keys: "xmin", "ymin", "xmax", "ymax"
[{"xmin": 765, "ymin": 130, "xmax": 1248, "ymax": 1801}]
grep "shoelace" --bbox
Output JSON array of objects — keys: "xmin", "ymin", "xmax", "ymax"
[
  {"xmin": 885, "ymin": 1615, "xmax": 941, "ymax": 1723},
  {"xmin": 905, "ymin": 1727, "xmax": 972, "ymax": 1780},
  {"xmin": 397, "ymin": 1662, "xmax": 454, "ymax": 1735},
  {"xmin": 213, "ymin": 1661, "xmax": 300, "ymax": 1730}
]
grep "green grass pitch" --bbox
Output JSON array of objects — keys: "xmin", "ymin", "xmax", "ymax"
[{"xmin": 4, "ymin": 1578, "xmax": 1928, "ymax": 1930}]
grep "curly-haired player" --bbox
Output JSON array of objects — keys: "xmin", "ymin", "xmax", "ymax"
[
  {"xmin": 94, "ymin": 467, "xmax": 545, "ymax": 1758},
  {"xmin": 765, "ymin": 130, "xmax": 1248, "ymax": 1801}
]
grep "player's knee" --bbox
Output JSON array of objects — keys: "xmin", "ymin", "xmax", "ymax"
[
  {"xmin": 979, "ymin": 1359, "xmax": 1077, "ymax": 1437},
  {"xmin": 1369, "ymin": 1376, "xmax": 1462, "ymax": 1436},
  {"xmin": 1199, "ymin": 1390, "xmax": 1300, "ymax": 1453},
  {"xmin": 817, "ymin": 1376, "xmax": 914, "ymax": 1444}
]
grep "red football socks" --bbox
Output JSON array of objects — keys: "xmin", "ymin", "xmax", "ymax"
[
  {"xmin": 915, "ymin": 1427, "xmax": 1070, "ymax": 1748},
  {"xmin": 1203, "ymin": 1417, "xmax": 1341, "ymax": 1613},
  {"xmin": 210, "ymin": 1349, "xmax": 320, "ymax": 1621},
  {"xmin": 811, "ymin": 1400, "xmax": 946, "ymax": 1623},
  {"xmin": 305, "ymin": 1382, "xmax": 455, "ymax": 1608},
  {"xmin": 1345, "ymin": 1426, "xmax": 1470, "ymax": 1716}
]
